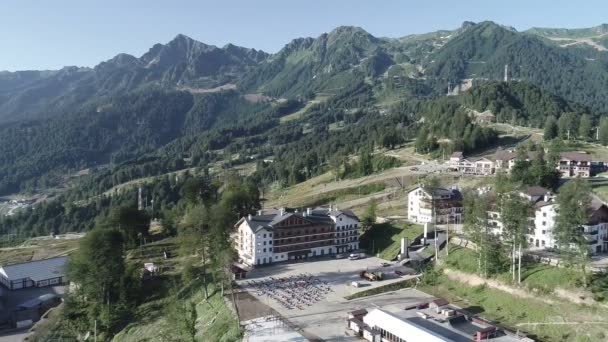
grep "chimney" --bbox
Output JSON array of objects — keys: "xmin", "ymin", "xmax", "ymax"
[
  {"xmin": 279, "ymin": 208, "xmax": 285, "ymax": 216},
  {"xmin": 248, "ymin": 214, "xmax": 252, "ymax": 221},
  {"xmin": 257, "ymin": 210, "xmax": 262, "ymax": 216},
  {"xmin": 307, "ymin": 208, "xmax": 312, "ymax": 215}
]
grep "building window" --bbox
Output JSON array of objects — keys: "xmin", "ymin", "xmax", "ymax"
[
  {"xmin": 275, "ymin": 256, "xmax": 278, "ymax": 260},
  {"xmin": 269, "ymin": 233, "xmax": 272, "ymax": 237},
  {"xmin": 263, "ymin": 248, "xmax": 266, "ymax": 252},
  {"xmin": 263, "ymin": 241, "xmax": 266, "ymax": 245},
  {"xmin": 269, "ymin": 241, "xmax": 272, "ymax": 245},
  {"xmin": 543, "ymin": 212, "xmax": 547, "ymax": 217},
  {"xmin": 263, "ymin": 234, "xmax": 266, "ymax": 238},
  {"xmin": 542, "ymin": 230, "xmax": 546, "ymax": 234},
  {"xmin": 542, "ymin": 221, "xmax": 546, "ymax": 226}
]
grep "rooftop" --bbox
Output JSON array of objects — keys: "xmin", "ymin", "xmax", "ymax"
[
  {"xmin": 414, "ymin": 186, "xmax": 463, "ymax": 201},
  {"xmin": 451, "ymin": 152, "xmax": 463, "ymax": 159},
  {"xmin": 0, "ymin": 256, "xmax": 68, "ymax": 282},
  {"xmin": 524, "ymin": 186, "xmax": 550, "ymax": 198},
  {"xmin": 587, "ymin": 204, "xmax": 608, "ymax": 226},
  {"xmin": 560, "ymin": 151, "xmax": 592, "ymax": 162},
  {"xmin": 362, "ymin": 304, "xmax": 527, "ymax": 342},
  {"xmin": 238, "ymin": 206, "xmax": 359, "ymax": 233}
]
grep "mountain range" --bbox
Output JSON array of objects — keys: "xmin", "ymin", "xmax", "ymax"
[
  {"xmin": 2, "ymin": 21, "xmax": 608, "ymax": 123},
  {"xmin": 1, "ymin": 20, "xmax": 607, "ymax": 195}
]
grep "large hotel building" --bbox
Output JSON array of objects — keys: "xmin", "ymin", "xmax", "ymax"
[{"xmin": 234, "ymin": 207, "xmax": 360, "ymax": 266}]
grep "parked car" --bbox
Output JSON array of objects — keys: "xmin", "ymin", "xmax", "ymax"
[
  {"xmin": 360, "ymin": 271, "xmax": 384, "ymax": 281},
  {"xmin": 336, "ymin": 253, "xmax": 346, "ymax": 259},
  {"xmin": 381, "ymin": 262, "xmax": 390, "ymax": 267},
  {"xmin": 394, "ymin": 270, "xmax": 404, "ymax": 276},
  {"xmin": 351, "ymin": 281, "xmax": 361, "ymax": 288},
  {"xmin": 348, "ymin": 253, "xmax": 360, "ymax": 260}
]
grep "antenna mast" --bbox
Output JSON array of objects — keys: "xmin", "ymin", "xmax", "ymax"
[{"xmin": 138, "ymin": 186, "xmax": 143, "ymax": 211}]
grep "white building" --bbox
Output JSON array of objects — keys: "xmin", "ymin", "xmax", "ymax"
[
  {"xmin": 449, "ymin": 152, "xmax": 494, "ymax": 175},
  {"xmin": 362, "ymin": 309, "xmax": 449, "ymax": 342},
  {"xmin": 0, "ymin": 256, "xmax": 69, "ymax": 290},
  {"xmin": 451, "ymin": 150, "xmax": 596, "ymax": 178},
  {"xmin": 408, "ymin": 186, "xmax": 463, "ymax": 224},
  {"xmin": 347, "ymin": 306, "xmax": 527, "ymax": 342},
  {"xmin": 234, "ymin": 207, "xmax": 360, "ymax": 266},
  {"xmin": 486, "ymin": 187, "xmax": 608, "ymax": 255}
]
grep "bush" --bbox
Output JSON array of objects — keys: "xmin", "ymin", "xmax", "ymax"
[{"xmin": 420, "ymin": 266, "xmax": 442, "ymax": 286}]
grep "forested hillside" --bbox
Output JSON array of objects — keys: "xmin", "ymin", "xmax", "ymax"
[
  {"xmin": 0, "ymin": 89, "xmax": 276, "ymax": 194},
  {"xmin": 461, "ymin": 81, "xmax": 592, "ymax": 127},
  {"xmin": 425, "ymin": 21, "xmax": 608, "ymax": 113},
  {"xmin": 1, "ymin": 20, "xmax": 608, "ymax": 229}
]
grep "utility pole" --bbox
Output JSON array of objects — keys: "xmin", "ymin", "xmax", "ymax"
[
  {"xmin": 372, "ymin": 239, "xmax": 375, "ymax": 256},
  {"xmin": 446, "ymin": 215, "xmax": 450, "ymax": 257},
  {"xmin": 138, "ymin": 186, "xmax": 143, "ymax": 211},
  {"xmin": 435, "ymin": 226, "xmax": 438, "ymax": 261},
  {"xmin": 518, "ymin": 243, "xmax": 522, "ymax": 283},
  {"xmin": 94, "ymin": 320, "xmax": 97, "ymax": 342},
  {"xmin": 596, "ymin": 126, "xmax": 600, "ymax": 141}
]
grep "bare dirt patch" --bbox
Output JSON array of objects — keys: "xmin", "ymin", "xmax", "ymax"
[
  {"xmin": 177, "ymin": 83, "xmax": 237, "ymax": 93},
  {"xmin": 548, "ymin": 35, "xmax": 608, "ymax": 52},
  {"xmin": 242, "ymin": 93, "xmax": 275, "ymax": 103}
]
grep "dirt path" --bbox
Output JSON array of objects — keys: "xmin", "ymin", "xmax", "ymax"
[
  {"xmin": 443, "ymin": 268, "xmax": 608, "ymax": 309},
  {"xmin": 443, "ymin": 268, "xmax": 557, "ymax": 304}
]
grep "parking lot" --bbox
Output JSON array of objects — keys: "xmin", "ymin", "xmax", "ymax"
[{"xmin": 236, "ymin": 256, "xmax": 432, "ymax": 341}]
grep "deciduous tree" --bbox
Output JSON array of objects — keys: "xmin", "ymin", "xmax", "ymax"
[
  {"xmin": 543, "ymin": 115, "xmax": 558, "ymax": 140},
  {"xmin": 578, "ymin": 114, "xmax": 593, "ymax": 141},
  {"xmin": 555, "ymin": 178, "xmax": 592, "ymax": 287}
]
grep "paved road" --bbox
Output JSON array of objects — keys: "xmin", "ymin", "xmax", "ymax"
[{"xmin": 0, "ymin": 329, "xmax": 30, "ymax": 342}]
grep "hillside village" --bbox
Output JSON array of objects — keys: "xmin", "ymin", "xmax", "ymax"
[
  {"xmin": 2, "ymin": 131, "xmax": 608, "ymax": 342},
  {"xmin": 3, "ymin": 7, "xmax": 608, "ymax": 342},
  {"xmin": 449, "ymin": 150, "xmax": 596, "ymax": 178}
]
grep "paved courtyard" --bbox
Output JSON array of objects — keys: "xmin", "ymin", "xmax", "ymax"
[
  {"xmin": 236, "ymin": 257, "xmax": 433, "ymax": 341},
  {"xmin": 242, "ymin": 316, "xmax": 307, "ymax": 342}
]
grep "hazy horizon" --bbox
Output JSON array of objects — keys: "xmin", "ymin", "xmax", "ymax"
[{"xmin": 2, "ymin": 0, "xmax": 608, "ymax": 71}]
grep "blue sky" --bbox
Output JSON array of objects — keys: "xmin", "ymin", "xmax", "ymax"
[{"xmin": 1, "ymin": 0, "xmax": 607, "ymax": 71}]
